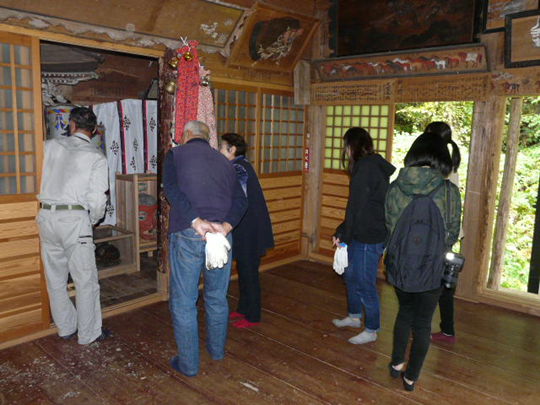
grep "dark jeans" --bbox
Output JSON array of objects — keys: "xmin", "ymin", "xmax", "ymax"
[
  {"xmin": 168, "ymin": 229, "xmax": 232, "ymax": 376},
  {"xmin": 343, "ymin": 241, "xmax": 385, "ymax": 332},
  {"xmin": 391, "ymin": 286, "xmax": 443, "ymax": 381},
  {"xmin": 235, "ymin": 251, "xmax": 262, "ymax": 323},
  {"xmin": 438, "ymin": 286, "xmax": 455, "ymax": 336}
]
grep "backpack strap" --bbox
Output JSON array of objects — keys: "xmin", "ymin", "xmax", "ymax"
[
  {"xmin": 444, "ymin": 179, "xmax": 452, "ymax": 247},
  {"xmin": 427, "ymin": 181, "xmax": 445, "ymax": 198}
]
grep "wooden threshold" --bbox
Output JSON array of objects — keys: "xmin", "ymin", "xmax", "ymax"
[{"xmin": 0, "ymin": 292, "xmax": 165, "ymax": 350}]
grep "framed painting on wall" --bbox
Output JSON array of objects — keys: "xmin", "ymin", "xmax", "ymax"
[
  {"xmin": 335, "ymin": 0, "xmax": 479, "ymax": 56},
  {"xmin": 314, "ymin": 45, "xmax": 488, "ymax": 81},
  {"xmin": 225, "ymin": 2, "xmax": 319, "ymax": 73},
  {"xmin": 483, "ymin": 0, "xmax": 539, "ymax": 33},
  {"xmin": 505, "ymin": 9, "xmax": 540, "ymax": 67}
]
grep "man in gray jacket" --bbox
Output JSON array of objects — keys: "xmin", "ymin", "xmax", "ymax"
[{"xmin": 37, "ymin": 107, "xmax": 111, "ymax": 345}]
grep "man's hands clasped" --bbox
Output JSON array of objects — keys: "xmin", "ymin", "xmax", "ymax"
[{"xmin": 191, "ymin": 217, "xmax": 233, "ymax": 239}]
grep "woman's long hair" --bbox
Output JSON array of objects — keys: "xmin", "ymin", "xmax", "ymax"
[
  {"xmin": 341, "ymin": 127, "xmax": 374, "ymax": 172},
  {"xmin": 404, "ymin": 133, "xmax": 453, "ymax": 177},
  {"xmin": 425, "ymin": 122, "xmax": 461, "ymax": 173}
]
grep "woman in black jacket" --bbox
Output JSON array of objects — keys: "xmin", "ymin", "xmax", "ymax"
[
  {"xmin": 219, "ymin": 133, "xmax": 274, "ymax": 329},
  {"xmin": 333, "ymin": 127, "xmax": 396, "ymax": 344}
]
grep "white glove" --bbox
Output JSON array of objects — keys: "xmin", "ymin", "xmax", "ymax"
[
  {"xmin": 205, "ymin": 232, "xmax": 231, "ymax": 270},
  {"xmin": 333, "ymin": 244, "xmax": 348, "ymax": 275}
]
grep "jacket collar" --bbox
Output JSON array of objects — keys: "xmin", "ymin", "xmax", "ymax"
[{"xmin": 72, "ymin": 132, "xmax": 91, "ymax": 143}]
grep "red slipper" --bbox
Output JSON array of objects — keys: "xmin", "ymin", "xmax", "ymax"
[
  {"xmin": 228, "ymin": 311, "xmax": 245, "ymax": 320},
  {"xmin": 431, "ymin": 332, "xmax": 456, "ymax": 343},
  {"xmin": 232, "ymin": 318, "xmax": 259, "ymax": 329}
]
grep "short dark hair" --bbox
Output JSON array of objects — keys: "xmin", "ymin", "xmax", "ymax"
[
  {"xmin": 341, "ymin": 127, "xmax": 374, "ymax": 172},
  {"xmin": 424, "ymin": 121, "xmax": 461, "ymax": 172},
  {"xmin": 404, "ymin": 133, "xmax": 453, "ymax": 177},
  {"xmin": 221, "ymin": 133, "xmax": 247, "ymax": 157},
  {"xmin": 70, "ymin": 107, "xmax": 97, "ymax": 132},
  {"xmin": 425, "ymin": 122, "xmax": 452, "ymax": 142}
]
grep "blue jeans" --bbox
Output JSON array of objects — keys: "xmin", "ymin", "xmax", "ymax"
[
  {"xmin": 168, "ymin": 228, "xmax": 232, "ymax": 376},
  {"xmin": 342, "ymin": 240, "xmax": 385, "ymax": 332}
]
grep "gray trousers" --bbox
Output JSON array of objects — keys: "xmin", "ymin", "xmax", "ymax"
[{"xmin": 37, "ymin": 208, "xmax": 102, "ymax": 344}]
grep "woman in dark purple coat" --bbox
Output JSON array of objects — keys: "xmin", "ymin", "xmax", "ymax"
[{"xmin": 220, "ymin": 133, "xmax": 274, "ymax": 328}]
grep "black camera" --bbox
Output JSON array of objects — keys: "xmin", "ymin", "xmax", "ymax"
[{"xmin": 442, "ymin": 251, "xmax": 465, "ymax": 289}]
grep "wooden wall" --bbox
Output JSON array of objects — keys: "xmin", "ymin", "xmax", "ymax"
[
  {"xmin": 0, "ymin": 201, "xmax": 44, "ymax": 343},
  {"xmin": 260, "ymin": 174, "xmax": 304, "ymax": 266}
]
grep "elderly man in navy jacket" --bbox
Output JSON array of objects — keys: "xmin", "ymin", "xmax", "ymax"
[{"xmin": 163, "ymin": 120, "xmax": 247, "ymax": 377}]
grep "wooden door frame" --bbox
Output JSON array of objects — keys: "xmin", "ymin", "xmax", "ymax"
[{"xmin": 0, "ymin": 23, "xmax": 168, "ymax": 348}]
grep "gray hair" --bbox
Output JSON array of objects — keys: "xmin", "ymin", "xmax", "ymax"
[{"xmin": 184, "ymin": 120, "xmax": 210, "ymax": 140}]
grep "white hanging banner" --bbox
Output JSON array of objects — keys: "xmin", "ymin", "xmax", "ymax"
[
  {"xmin": 143, "ymin": 100, "xmax": 158, "ymax": 173},
  {"xmin": 92, "ymin": 102, "xmax": 121, "ymax": 226},
  {"xmin": 119, "ymin": 99, "xmax": 144, "ymax": 174}
]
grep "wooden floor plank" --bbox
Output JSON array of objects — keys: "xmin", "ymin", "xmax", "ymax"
[
  {"xmin": 229, "ymin": 273, "xmax": 537, "ymax": 404},
  {"xmin": 257, "ymin": 269, "xmax": 540, "ymax": 373},
  {"xmin": 2, "ymin": 260, "xmax": 540, "ymax": 405},
  {"xmin": 143, "ymin": 302, "xmax": 417, "ymax": 405},
  {"xmin": 226, "ymin": 294, "xmax": 516, "ymax": 405},
  {"xmin": 277, "ymin": 261, "xmax": 540, "ymax": 345},
  {"xmin": 0, "ymin": 343, "xmax": 105, "ymax": 405},
  {"xmin": 35, "ymin": 334, "xmax": 216, "ymax": 405},
  {"xmin": 108, "ymin": 306, "xmax": 327, "ymax": 405}
]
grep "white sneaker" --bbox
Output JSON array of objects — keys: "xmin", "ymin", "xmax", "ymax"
[
  {"xmin": 348, "ymin": 331, "xmax": 377, "ymax": 345},
  {"xmin": 332, "ymin": 317, "xmax": 361, "ymax": 328}
]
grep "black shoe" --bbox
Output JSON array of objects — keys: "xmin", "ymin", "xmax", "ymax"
[
  {"xmin": 388, "ymin": 362, "xmax": 400, "ymax": 379},
  {"xmin": 60, "ymin": 330, "xmax": 77, "ymax": 340},
  {"xmin": 401, "ymin": 372, "xmax": 415, "ymax": 392},
  {"xmin": 90, "ymin": 328, "xmax": 112, "ymax": 343}
]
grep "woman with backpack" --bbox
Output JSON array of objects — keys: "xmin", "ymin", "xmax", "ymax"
[
  {"xmin": 332, "ymin": 127, "xmax": 396, "ymax": 345},
  {"xmin": 421, "ymin": 122, "xmax": 462, "ymax": 344},
  {"xmin": 385, "ymin": 134, "xmax": 461, "ymax": 391}
]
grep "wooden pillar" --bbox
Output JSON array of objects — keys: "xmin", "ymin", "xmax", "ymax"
[
  {"xmin": 301, "ymin": 2, "xmax": 329, "ymax": 257},
  {"xmin": 302, "ymin": 106, "xmax": 324, "ymax": 255},
  {"xmin": 456, "ymin": 95, "xmax": 506, "ymax": 301},
  {"xmin": 157, "ymin": 48, "xmax": 175, "ymax": 295},
  {"xmin": 487, "ymin": 97, "xmax": 523, "ymax": 290}
]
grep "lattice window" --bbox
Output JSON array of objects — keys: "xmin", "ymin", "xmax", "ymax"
[
  {"xmin": 259, "ymin": 93, "xmax": 304, "ymax": 174},
  {"xmin": 214, "ymin": 88, "xmax": 257, "ymax": 162},
  {"xmin": 0, "ymin": 37, "xmax": 36, "ymax": 195},
  {"xmin": 214, "ymin": 87, "xmax": 306, "ymax": 175},
  {"xmin": 324, "ymin": 104, "xmax": 392, "ymax": 169}
]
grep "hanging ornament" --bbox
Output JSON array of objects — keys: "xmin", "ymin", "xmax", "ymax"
[
  {"xmin": 183, "ymin": 51, "xmax": 194, "ymax": 61},
  {"xmin": 200, "ymin": 75, "xmax": 210, "ymax": 86},
  {"xmin": 164, "ymin": 79, "xmax": 177, "ymax": 94},
  {"xmin": 168, "ymin": 57, "xmax": 179, "ymax": 69}
]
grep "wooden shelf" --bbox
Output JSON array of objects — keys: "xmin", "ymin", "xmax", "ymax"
[
  {"xmin": 94, "ymin": 225, "xmax": 134, "ymax": 242},
  {"xmin": 115, "ymin": 173, "xmax": 158, "ymax": 272},
  {"xmin": 68, "ymin": 225, "xmax": 137, "ymax": 296}
]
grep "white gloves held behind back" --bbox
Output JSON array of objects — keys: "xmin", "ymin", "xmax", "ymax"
[
  {"xmin": 333, "ymin": 244, "xmax": 348, "ymax": 275},
  {"xmin": 205, "ymin": 232, "xmax": 231, "ymax": 270}
]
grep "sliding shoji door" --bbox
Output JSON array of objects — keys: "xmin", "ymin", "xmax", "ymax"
[
  {"xmin": 214, "ymin": 86, "xmax": 305, "ymax": 266},
  {"xmin": 317, "ymin": 104, "xmax": 394, "ymax": 257},
  {"xmin": 0, "ymin": 32, "xmax": 46, "ymax": 344}
]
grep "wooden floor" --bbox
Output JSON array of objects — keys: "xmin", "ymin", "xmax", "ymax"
[{"xmin": 1, "ymin": 260, "xmax": 539, "ymax": 405}]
